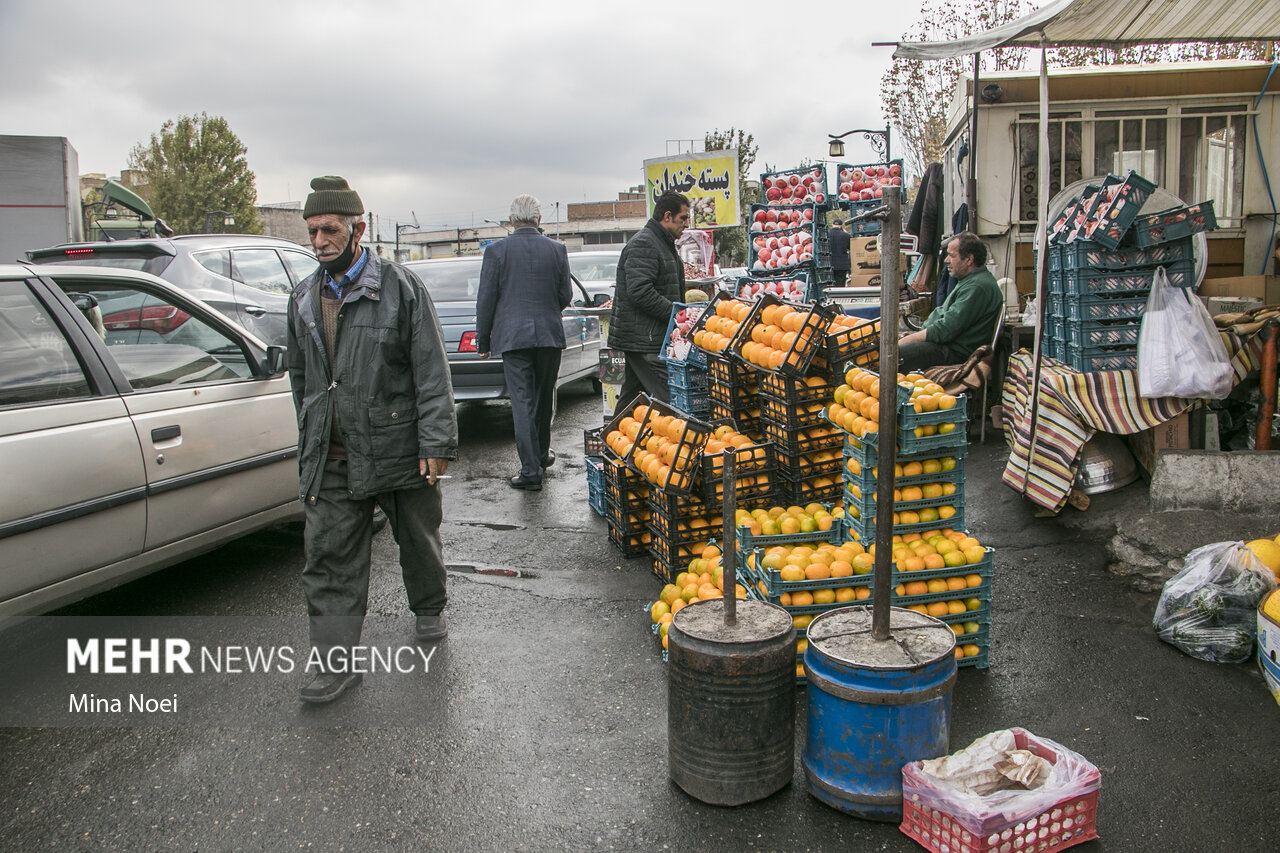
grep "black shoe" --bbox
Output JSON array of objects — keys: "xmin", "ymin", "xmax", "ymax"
[
  {"xmin": 372, "ymin": 506, "xmax": 389, "ymax": 534},
  {"xmin": 299, "ymin": 671, "xmax": 362, "ymax": 703},
  {"xmin": 541, "ymin": 450, "xmax": 556, "ymax": 469},
  {"xmin": 415, "ymin": 611, "xmax": 448, "ymax": 641},
  {"xmin": 509, "ymin": 474, "xmax": 542, "ymax": 491}
]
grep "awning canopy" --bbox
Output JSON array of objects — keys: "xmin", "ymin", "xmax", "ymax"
[{"xmin": 893, "ymin": 0, "xmax": 1280, "ymax": 59}]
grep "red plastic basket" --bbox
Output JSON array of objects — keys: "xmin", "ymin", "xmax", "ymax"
[{"xmin": 900, "ymin": 730, "xmax": 1100, "ymax": 853}]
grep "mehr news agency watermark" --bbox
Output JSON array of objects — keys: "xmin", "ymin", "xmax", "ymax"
[{"xmin": 63, "ymin": 638, "xmax": 436, "ymax": 715}]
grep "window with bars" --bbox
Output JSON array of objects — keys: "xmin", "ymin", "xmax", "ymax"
[
  {"xmin": 1017, "ymin": 114, "xmax": 1083, "ymax": 223},
  {"xmin": 1014, "ymin": 104, "xmax": 1250, "ymax": 232}
]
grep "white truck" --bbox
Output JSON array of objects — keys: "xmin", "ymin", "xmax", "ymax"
[{"xmin": 0, "ymin": 135, "xmax": 84, "ymax": 263}]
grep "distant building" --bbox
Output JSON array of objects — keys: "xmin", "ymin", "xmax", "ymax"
[
  {"xmin": 396, "ymin": 190, "xmax": 648, "ymax": 259},
  {"xmin": 257, "ymin": 202, "xmax": 309, "ymax": 246}
]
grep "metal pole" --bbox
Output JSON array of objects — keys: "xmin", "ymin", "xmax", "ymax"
[
  {"xmin": 721, "ymin": 452, "xmax": 737, "ymax": 625},
  {"xmin": 872, "ymin": 191, "xmax": 902, "ymax": 642},
  {"xmin": 1256, "ymin": 318, "xmax": 1278, "ymax": 450},
  {"xmin": 967, "ymin": 53, "xmax": 980, "ymax": 234},
  {"xmin": 885, "ymin": 124, "xmax": 892, "ymax": 165}
]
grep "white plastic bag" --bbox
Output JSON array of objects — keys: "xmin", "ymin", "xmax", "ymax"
[
  {"xmin": 1137, "ymin": 265, "xmax": 1233, "ymax": 399},
  {"xmin": 1153, "ymin": 541, "xmax": 1277, "ymax": 663},
  {"xmin": 901, "ymin": 728, "xmax": 1100, "ymax": 836}
]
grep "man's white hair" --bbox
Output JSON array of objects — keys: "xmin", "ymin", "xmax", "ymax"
[{"xmin": 510, "ymin": 194, "xmax": 542, "ymax": 225}]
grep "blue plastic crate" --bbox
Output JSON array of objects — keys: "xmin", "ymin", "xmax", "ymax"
[
  {"xmin": 667, "ymin": 361, "xmax": 709, "ymax": 392},
  {"xmin": 1063, "ymin": 259, "xmax": 1195, "ymax": 296},
  {"xmin": 760, "ymin": 164, "xmax": 829, "ymax": 206},
  {"xmin": 1050, "ymin": 236, "xmax": 1194, "ymax": 271},
  {"xmin": 1062, "ymin": 343, "xmax": 1138, "ymax": 373},
  {"xmin": 841, "ymin": 505, "xmax": 967, "ymax": 542},
  {"xmin": 1084, "ymin": 169, "xmax": 1160, "ymax": 249},
  {"xmin": 1063, "ymin": 319, "xmax": 1141, "ymax": 348},
  {"xmin": 659, "ymin": 302, "xmax": 712, "ymax": 367},
  {"xmin": 1127, "ymin": 200, "xmax": 1217, "ymax": 248},
  {"xmin": 1048, "ymin": 292, "xmax": 1149, "ymax": 323},
  {"xmin": 833, "ymin": 161, "xmax": 906, "ymax": 206},
  {"xmin": 668, "ymin": 385, "xmax": 711, "ymax": 416},
  {"xmin": 841, "ymin": 458, "xmax": 965, "ymax": 503}
]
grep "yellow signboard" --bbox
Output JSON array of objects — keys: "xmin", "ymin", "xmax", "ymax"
[{"xmin": 643, "ymin": 150, "xmax": 739, "ymax": 228}]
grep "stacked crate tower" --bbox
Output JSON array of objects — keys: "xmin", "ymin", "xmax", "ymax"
[
  {"xmin": 830, "ymin": 368, "xmax": 993, "ymax": 669},
  {"xmin": 1042, "ymin": 170, "xmax": 1215, "ymax": 373}
]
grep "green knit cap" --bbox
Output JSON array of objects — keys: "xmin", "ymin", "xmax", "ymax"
[{"xmin": 303, "ymin": 176, "xmax": 364, "ymax": 218}]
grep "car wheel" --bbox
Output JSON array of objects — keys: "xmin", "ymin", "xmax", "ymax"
[
  {"xmin": 373, "ymin": 506, "xmax": 389, "ymax": 534},
  {"xmin": 590, "ymin": 377, "xmax": 602, "ymax": 394}
]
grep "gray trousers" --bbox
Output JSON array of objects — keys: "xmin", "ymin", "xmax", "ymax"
[
  {"xmin": 302, "ymin": 458, "xmax": 446, "ymax": 671},
  {"xmin": 899, "ymin": 339, "xmax": 955, "ymax": 372},
  {"xmin": 502, "ymin": 347, "xmax": 561, "ymax": 480},
  {"xmin": 618, "ymin": 350, "xmax": 669, "ymax": 411}
]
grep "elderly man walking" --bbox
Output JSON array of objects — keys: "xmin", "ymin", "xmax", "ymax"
[
  {"xmin": 608, "ymin": 190, "xmax": 689, "ymax": 408},
  {"xmin": 476, "ymin": 194, "xmax": 573, "ymax": 491},
  {"xmin": 286, "ymin": 176, "xmax": 458, "ymax": 703}
]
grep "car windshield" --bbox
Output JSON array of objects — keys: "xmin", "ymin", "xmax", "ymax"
[
  {"xmin": 568, "ymin": 254, "xmax": 620, "ymax": 283},
  {"xmin": 405, "ymin": 260, "xmax": 480, "ymax": 301}
]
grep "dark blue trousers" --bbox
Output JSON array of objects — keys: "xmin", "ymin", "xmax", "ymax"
[{"xmin": 502, "ymin": 347, "xmax": 561, "ymax": 480}]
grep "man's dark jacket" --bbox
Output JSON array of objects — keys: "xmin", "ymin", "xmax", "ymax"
[
  {"xmin": 286, "ymin": 253, "xmax": 458, "ymax": 504},
  {"xmin": 475, "ymin": 225, "xmax": 572, "ymax": 355},
  {"xmin": 607, "ymin": 219, "xmax": 684, "ymax": 352},
  {"xmin": 829, "ymin": 226, "xmax": 851, "ymax": 272}
]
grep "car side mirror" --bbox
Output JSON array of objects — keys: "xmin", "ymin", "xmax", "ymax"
[{"xmin": 264, "ymin": 345, "xmax": 287, "ymax": 376}]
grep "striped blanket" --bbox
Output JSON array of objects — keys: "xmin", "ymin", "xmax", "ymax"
[{"xmin": 1000, "ymin": 336, "xmax": 1263, "ymax": 512}]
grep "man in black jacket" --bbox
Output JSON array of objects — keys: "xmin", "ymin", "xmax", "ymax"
[
  {"xmin": 608, "ymin": 191, "xmax": 688, "ymax": 408},
  {"xmin": 476, "ymin": 194, "xmax": 572, "ymax": 491},
  {"xmin": 829, "ymin": 218, "xmax": 851, "ymax": 287}
]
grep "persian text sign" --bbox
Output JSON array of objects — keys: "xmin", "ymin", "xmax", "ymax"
[{"xmin": 644, "ymin": 150, "xmax": 739, "ymax": 228}]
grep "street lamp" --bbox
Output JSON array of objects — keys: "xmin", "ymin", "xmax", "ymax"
[
  {"xmin": 204, "ymin": 210, "xmax": 234, "ymax": 233},
  {"xmin": 395, "ymin": 223, "xmax": 417, "ymax": 261},
  {"xmin": 827, "ymin": 126, "xmax": 892, "ymax": 163},
  {"xmin": 483, "ymin": 219, "xmax": 512, "ymax": 233}
]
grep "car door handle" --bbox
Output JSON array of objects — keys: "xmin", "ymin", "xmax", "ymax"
[
  {"xmin": 243, "ymin": 306, "xmax": 267, "ymax": 317},
  {"xmin": 151, "ymin": 425, "xmax": 181, "ymax": 442}
]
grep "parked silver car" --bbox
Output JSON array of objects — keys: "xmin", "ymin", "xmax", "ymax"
[
  {"xmin": 566, "ymin": 249, "xmax": 621, "ymax": 305},
  {"xmin": 0, "ymin": 262, "xmax": 301, "ymax": 628},
  {"xmin": 27, "ymin": 235, "xmax": 319, "ymax": 347},
  {"xmin": 404, "ymin": 256, "xmax": 604, "ymax": 401}
]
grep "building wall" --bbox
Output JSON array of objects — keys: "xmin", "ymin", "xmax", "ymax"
[
  {"xmin": 944, "ymin": 61, "xmax": 1280, "ymax": 294},
  {"xmin": 257, "ymin": 205, "xmax": 309, "ymax": 246}
]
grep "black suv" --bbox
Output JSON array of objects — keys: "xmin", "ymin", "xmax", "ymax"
[{"xmin": 28, "ymin": 235, "xmax": 318, "ymax": 346}]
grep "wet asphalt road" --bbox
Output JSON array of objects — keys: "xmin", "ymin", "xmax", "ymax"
[{"xmin": 1, "ymin": 380, "xmax": 1277, "ymax": 852}]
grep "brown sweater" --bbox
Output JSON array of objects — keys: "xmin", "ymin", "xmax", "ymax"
[{"xmin": 320, "ymin": 289, "xmax": 346, "ymax": 460}]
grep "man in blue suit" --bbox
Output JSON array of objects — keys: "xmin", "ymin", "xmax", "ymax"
[{"xmin": 476, "ymin": 194, "xmax": 573, "ymax": 491}]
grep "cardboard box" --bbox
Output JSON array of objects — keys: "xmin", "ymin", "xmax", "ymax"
[
  {"xmin": 1258, "ymin": 598, "xmax": 1280, "ymax": 708},
  {"xmin": 846, "ymin": 270, "xmax": 882, "ymax": 288},
  {"xmin": 1198, "ymin": 275, "xmax": 1280, "ymax": 303},
  {"xmin": 1125, "ymin": 410, "xmax": 1191, "ymax": 478},
  {"xmin": 1201, "ymin": 296, "xmax": 1263, "ymax": 316}
]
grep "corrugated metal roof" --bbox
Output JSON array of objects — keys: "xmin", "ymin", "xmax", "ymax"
[{"xmin": 894, "ymin": 0, "xmax": 1280, "ymax": 59}]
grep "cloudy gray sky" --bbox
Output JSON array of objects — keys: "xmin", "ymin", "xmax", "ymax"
[{"xmin": 2, "ymin": 0, "xmax": 927, "ymax": 231}]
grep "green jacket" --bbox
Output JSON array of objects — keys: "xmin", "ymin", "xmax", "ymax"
[
  {"xmin": 924, "ymin": 266, "xmax": 1003, "ymax": 363},
  {"xmin": 286, "ymin": 252, "xmax": 458, "ymax": 504}
]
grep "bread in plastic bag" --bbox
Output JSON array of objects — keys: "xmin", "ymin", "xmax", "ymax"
[
  {"xmin": 901, "ymin": 728, "xmax": 1100, "ymax": 836},
  {"xmin": 1136, "ymin": 265, "xmax": 1233, "ymax": 399},
  {"xmin": 1153, "ymin": 541, "xmax": 1277, "ymax": 663}
]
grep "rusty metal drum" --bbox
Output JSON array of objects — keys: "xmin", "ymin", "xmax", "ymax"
[
  {"xmin": 802, "ymin": 605, "xmax": 957, "ymax": 822},
  {"xmin": 667, "ymin": 598, "xmax": 797, "ymax": 806}
]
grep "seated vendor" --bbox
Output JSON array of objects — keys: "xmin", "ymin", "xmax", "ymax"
[{"xmin": 899, "ymin": 232, "xmax": 1003, "ymax": 371}]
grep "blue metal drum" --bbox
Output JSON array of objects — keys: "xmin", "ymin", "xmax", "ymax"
[{"xmin": 802, "ymin": 606, "xmax": 957, "ymax": 822}]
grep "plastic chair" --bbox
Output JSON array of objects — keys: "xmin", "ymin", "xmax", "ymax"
[{"xmin": 921, "ymin": 310, "xmax": 1005, "ymax": 443}]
